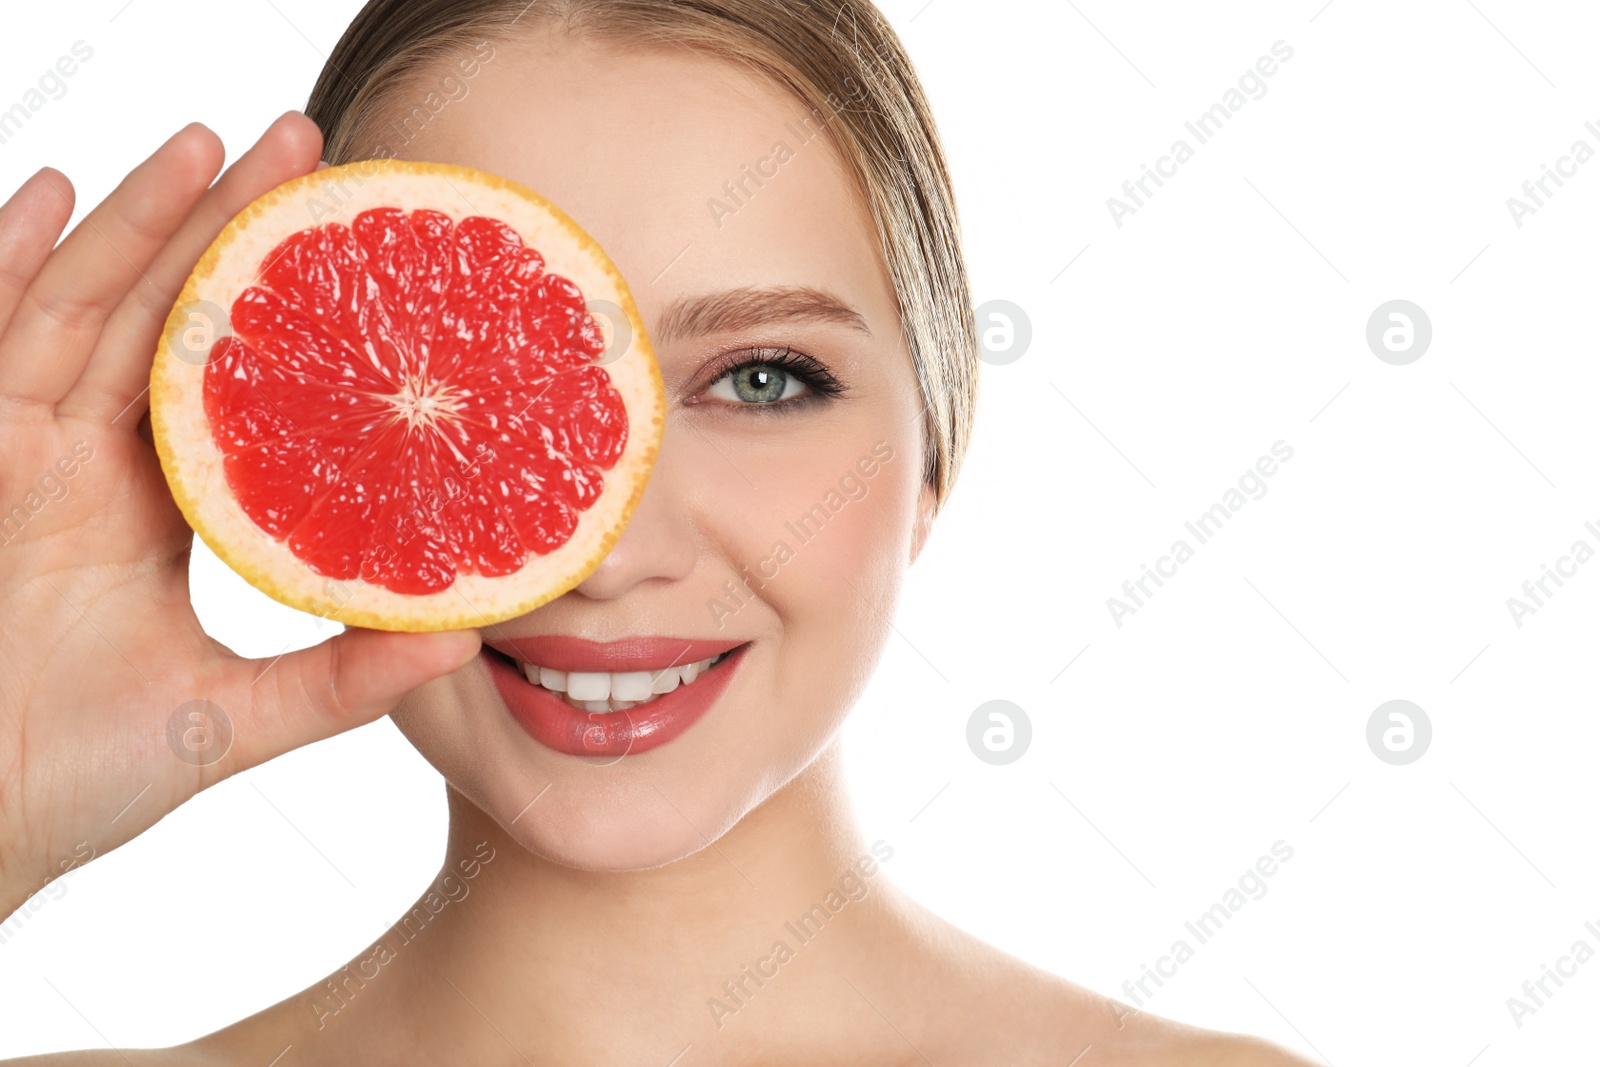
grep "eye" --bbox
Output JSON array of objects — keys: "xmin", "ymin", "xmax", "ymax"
[
  {"xmin": 705, "ymin": 361, "xmax": 812, "ymax": 405},
  {"xmin": 692, "ymin": 347, "xmax": 847, "ymax": 411}
]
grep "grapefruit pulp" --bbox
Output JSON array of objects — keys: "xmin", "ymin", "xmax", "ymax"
[{"xmin": 150, "ymin": 159, "xmax": 663, "ymax": 632}]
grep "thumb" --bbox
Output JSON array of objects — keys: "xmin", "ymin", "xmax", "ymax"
[{"xmin": 231, "ymin": 627, "xmax": 481, "ymax": 772}]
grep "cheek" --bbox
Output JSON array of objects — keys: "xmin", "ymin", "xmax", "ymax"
[
  {"xmin": 775, "ymin": 503, "xmax": 896, "ymax": 702},
  {"xmin": 784, "ymin": 469, "xmax": 907, "ymax": 594},
  {"xmin": 389, "ymin": 673, "xmax": 481, "ymax": 780},
  {"xmin": 737, "ymin": 433, "xmax": 919, "ymax": 692},
  {"xmin": 719, "ymin": 430, "xmax": 910, "ymax": 565}
]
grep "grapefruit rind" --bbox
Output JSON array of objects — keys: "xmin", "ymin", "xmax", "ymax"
[{"xmin": 150, "ymin": 158, "xmax": 664, "ymax": 633}]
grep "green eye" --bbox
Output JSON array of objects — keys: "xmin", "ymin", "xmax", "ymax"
[
  {"xmin": 707, "ymin": 363, "xmax": 810, "ymax": 404},
  {"xmin": 692, "ymin": 347, "xmax": 846, "ymax": 411}
]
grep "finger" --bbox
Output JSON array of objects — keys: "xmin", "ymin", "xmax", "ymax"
[
  {"xmin": 0, "ymin": 123, "xmax": 223, "ymax": 406},
  {"xmin": 223, "ymin": 628, "xmax": 481, "ymax": 778},
  {"xmin": 0, "ymin": 168, "xmax": 75, "ymax": 339},
  {"xmin": 60, "ymin": 111, "xmax": 323, "ymax": 425}
]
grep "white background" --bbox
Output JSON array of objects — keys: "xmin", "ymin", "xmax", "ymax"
[{"xmin": 3, "ymin": 0, "xmax": 1598, "ymax": 1062}]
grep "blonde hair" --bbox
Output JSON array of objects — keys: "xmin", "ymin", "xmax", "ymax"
[{"xmin": 306, "ymin": 0, "xmax": 977, "ymax": 513}]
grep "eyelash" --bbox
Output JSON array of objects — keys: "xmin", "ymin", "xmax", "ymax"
[{"xmin": 692, "ymin": 346, "xmax": 847, "ymax": 411}]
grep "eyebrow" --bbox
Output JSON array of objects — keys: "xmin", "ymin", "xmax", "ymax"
[{"xmin": 651, "ymin": 285, "xmax": 873, "ymax": 347}]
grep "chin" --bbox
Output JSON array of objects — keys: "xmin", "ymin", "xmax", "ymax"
[
  {"xmin": 391, "ymin": 702, "xmax": 767, "ymax": 874},
  {"xmin": 392, "ymin": 627, "xmax": 859, "ymax": 874},
  {"xmin": 500, "ymin": 795, "xmax": 733, "ymax": 872}
]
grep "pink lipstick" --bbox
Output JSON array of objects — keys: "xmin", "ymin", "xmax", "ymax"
[{"xmin": 484, "ymin": 636, "xmax": 749, "ymax": 757}]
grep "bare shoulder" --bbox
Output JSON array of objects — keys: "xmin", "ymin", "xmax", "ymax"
[
  {"xmin": 1114, "ymin": 1011, "xmax": 1321, "ymax": 1067},
  {"xmin": 883, "ymin": 891, "xmax": 1318, "ymax": 1067},
  {"xmin": 0, "ymin": 1004, "xmax": 304, "ymax": 1067},
  {"xmin": 1070, "ymin": 990, "xmax": 1321, "ymax": 1066},
  {"xmin": 1000, "ymin": 964, "xmax": 1320, "ymax": 1067},
  {"xmin": 1182, "ymin": 1030, "xmax": 1322, "ymax": 1067},
  {"xmin": 0, "ymin": 1049, "xmax": 219, "ymax": 1066}
]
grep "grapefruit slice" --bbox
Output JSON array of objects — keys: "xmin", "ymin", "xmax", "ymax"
[{"xmin": 151, "ymin": 159, "xmax": 663, "ymax": 632}]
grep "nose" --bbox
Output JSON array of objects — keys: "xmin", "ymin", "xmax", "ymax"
[{"xmin": 572, "ymin": 423, "xmax": 697, "ymax": 600}]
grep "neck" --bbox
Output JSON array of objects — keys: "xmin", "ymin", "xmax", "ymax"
[{"xmin": 326, "ymin": 740, "xmax": 908, "ymax": 1062}]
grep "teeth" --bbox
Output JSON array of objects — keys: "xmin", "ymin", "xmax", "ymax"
[
  {"xmin": 515, "ymin": 650, "xmax": 733, "ymax": 713},
  {"xmin": 566, "ymin": 670, "xmax": 610, "ymax": 701},
  {"xmin": 611, "ymin": 671, "xmax": 654, "ymax": 701}
]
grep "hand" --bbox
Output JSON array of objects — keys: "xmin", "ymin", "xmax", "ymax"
[{"xmin": 0, "ymin": 113, "xmax": 481, "ymax": 916}]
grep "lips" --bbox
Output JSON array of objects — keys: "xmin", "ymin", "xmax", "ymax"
[
  {"xmin": 486, "ymin": 635, "xmax": 743, "ymax": 673},
  {"xmin": 484, "ymin": 638, "xmax": 749, "ymax": 758}
]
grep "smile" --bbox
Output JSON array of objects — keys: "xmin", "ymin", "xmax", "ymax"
[
  {"xmin": 483, "ymin": 636, "xmax": 750, "ymax": 758},
  {"xmin": 516, "ymin": 650, "xmax": 734, "ymax": 714}
]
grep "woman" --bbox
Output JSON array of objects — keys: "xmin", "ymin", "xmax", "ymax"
[{"xmin": 0, "ymin": 1, "xmax": 1316, "ymax": 1061}]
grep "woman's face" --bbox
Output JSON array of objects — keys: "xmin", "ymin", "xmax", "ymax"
[{"xmin": 386, "ymin": 26, "xmax": 934, "ymax": 870}]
